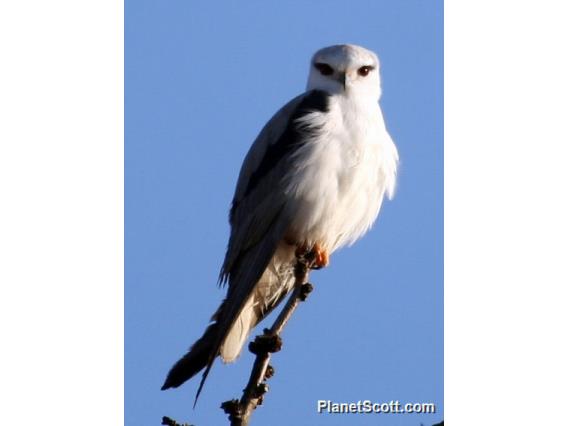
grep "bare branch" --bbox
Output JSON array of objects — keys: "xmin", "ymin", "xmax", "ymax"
[{"xmin": 221, "ymin": 251, "xmax": 316, "ymax": 425}]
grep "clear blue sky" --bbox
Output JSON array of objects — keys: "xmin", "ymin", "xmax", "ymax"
[{"xmin": 125, "ymin": 1, "xmax": 443, "ymax": 425}]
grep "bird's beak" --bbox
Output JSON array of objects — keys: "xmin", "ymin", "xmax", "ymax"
[{"xmin": 336, "ymin": 72, "xmax": 347, "ymax": 90}]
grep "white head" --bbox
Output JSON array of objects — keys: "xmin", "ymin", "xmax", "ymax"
[{"xmin": 306, "ymin": 44, "xmax": 381, "ymax": 101}]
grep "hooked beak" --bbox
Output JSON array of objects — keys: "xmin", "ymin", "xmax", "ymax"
[{"xmin": 336, "ymin": 72, "xmax": 347, "ymax": 90}]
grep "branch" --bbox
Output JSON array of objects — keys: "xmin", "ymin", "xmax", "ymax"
[
  {"xmin": 221, "ymin": 252, "xmax": 316, "ymax": 425},
  {"xmin": 161, "ymin": 416, "xmax": 194, "ymax": 426}
]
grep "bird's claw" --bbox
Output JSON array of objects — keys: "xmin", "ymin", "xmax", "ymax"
[
  {"xmin": 295, "ymin": 242, "xmax": 329, "ymax": 269},
  {"xmin": 313, "ymin": 243, "xmax": 329, "ymax": 269}
]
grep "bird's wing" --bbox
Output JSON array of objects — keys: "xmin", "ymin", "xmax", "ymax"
[
  {"xmin": 195, "ymin": 89, "xmax": 331, "ymax": 402},
  {"xmin": 221, "ymin": 89, "xmax": 330, "ymax": 283}
]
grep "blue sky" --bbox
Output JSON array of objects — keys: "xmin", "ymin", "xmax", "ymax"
[{"xmin": 125, "ymin": 1, "xmax": 443, "ymax": 425}]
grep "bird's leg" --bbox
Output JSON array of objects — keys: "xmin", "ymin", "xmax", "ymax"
[
  {"xmin": 295, "ymin": 242, "xmax": 329, "ymax": 269},
  {"xmin": 294, "ymin": 243, "xmax": 310, "ymax": 261}
]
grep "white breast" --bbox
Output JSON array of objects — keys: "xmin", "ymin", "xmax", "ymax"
[{"xmin": 284, "ymin": 94, "xmax": 398, "ymax": 253}]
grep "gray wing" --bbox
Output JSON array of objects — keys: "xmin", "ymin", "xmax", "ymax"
[
  {"xmin": 220, "ymin": 89, "xmax": 330, "ymax": 283},
  {"xmin": 221, "ymin": 93, "xmax": 303, "ymax": 280},
  {"xmin": 194, "ymin": 89, "xmax": 331, "ymax": 401}
]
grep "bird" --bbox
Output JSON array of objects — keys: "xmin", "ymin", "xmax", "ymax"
[{"xmin": 161, "ymin": 44, "xmax": 399, "ymax": 401}]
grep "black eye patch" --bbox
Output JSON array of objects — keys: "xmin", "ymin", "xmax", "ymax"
[{"xmin": 314, "ymin": 62, "xmax": 334, "ymax": 76}]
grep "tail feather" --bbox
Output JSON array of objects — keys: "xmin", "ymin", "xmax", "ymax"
[
  {"xmin": 220, "ymin": 296, "xmax": 257, "ymax": 363},
  {"xmin": 161, "ymin": 322, "xmax": 218, "ymax": 391}
]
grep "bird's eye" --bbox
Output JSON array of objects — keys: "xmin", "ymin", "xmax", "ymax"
[
  {"xmin": 314, "ymin": 62, "xmax": 334, "ymax": 76},
  {"xmin": 357, "ymin": 66, "xmax": 374, "ymax": 77}
]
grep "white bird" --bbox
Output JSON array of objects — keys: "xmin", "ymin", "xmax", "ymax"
[{"xmin": 162, "ymin": 44, "xmax": 399, "ymax": 400}]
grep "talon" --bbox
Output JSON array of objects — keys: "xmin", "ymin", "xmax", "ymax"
[
  {"xmin": 313, "ymin": 243, "xmax": 329, "ymax": 269},
  {"xmin": 295, "ymin": 242, "xmax": 329, "ymax": 268}
]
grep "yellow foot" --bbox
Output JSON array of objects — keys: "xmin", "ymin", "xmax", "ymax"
[
  {"xmin": 313, "ymin": 243, "xmax": 329, "ymax": 269},
  {"xmin": 295, "ymin": 242, "xmax": 329, "ymax": 269}
]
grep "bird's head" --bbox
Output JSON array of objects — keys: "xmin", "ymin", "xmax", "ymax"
[{"xmin": 307, "ymin": 44, "xmax": 381, "ymax": 100}]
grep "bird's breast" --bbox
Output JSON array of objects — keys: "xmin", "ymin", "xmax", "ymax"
[{"xmin": 283, "ymin": 96, "xmax": 397, "ymax": 252}]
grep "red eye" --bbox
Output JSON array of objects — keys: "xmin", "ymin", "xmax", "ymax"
[
  {"xmin": 357, "ymin": 66, "xmax": 374, "ymax": 77},
  {"xmin": 314, "ymin": 62, "xmax": 334, "ymax": 76}
]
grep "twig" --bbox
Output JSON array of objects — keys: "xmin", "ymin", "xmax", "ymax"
[
  {"xmin": 221, "ymin": 252, "xmax": 316, "ymax": 425},
  {"xmin": 161, "ymin": 415, "xmax": 193, "ymax": 426}
]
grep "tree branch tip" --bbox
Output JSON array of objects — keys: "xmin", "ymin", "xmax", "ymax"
[{"xmin": 161, "ymin": 415, "xmax": 193, "ymax": 426}]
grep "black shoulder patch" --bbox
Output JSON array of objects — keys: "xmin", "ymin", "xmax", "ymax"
[{"xmin": 229, "ymin": 90, "xmax": 330, "ymax": 222}]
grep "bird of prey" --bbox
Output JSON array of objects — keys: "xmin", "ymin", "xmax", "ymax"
[{"xmin": 161, "ymin": 44, "xmax": 399, "ymax": 399}]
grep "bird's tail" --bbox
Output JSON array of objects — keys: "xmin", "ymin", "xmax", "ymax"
[
  {"xmin": 161, "ymin": 321, "xmax": 219, "ymax": 391},
  {"xmin": 160, "ymin": 293, "xmax": 262, "ymax": 392},
  {"xmin": 161, "ymin": 242, "xmax": 296, "ymax": 400}
]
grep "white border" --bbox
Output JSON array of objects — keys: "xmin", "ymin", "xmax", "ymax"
[
  {"xmin": 0, "ymin": 1, "xmax": 123, "ymax": 423},
  {"xmin": 1, "ymin": 0, "xmax": 568, "ymax": 424},
  {"xmin": 446, "ymin": 1, "xmax": 568, "ymax": 424}
]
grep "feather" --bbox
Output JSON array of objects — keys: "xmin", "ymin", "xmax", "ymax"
[{"xmin": 220, "ymin": 295, "xmax": 256, "ymax": 362}]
